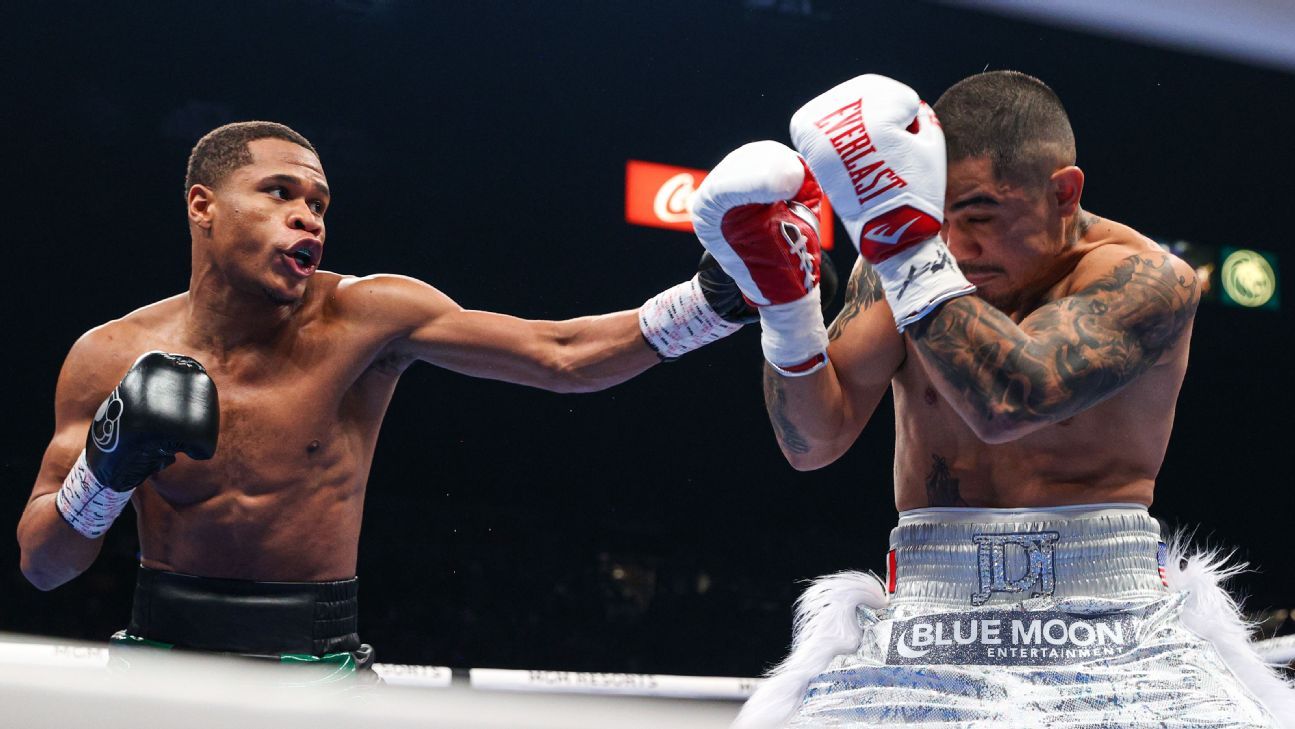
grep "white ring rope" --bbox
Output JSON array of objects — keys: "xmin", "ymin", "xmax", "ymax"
[{"xmin": 0, "ymin": 636, "xmax": 1289, "ymax": 693}]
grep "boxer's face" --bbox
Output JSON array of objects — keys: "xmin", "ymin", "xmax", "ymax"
[
  {"xmin": 201, "ymin": 138, "xmax": 329, "ymax": 304},
  {"xmin": 941, "ymin": 156, "xmax": 1070, "ymax": 311}
]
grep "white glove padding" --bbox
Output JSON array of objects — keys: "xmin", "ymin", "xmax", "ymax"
[
  {"xmin": 690, "ymin": 141, "xmax": 829, "ymax": 375},
  {"xmin": 791, "ymin": 74, "xmax": 974, "ymax": 331}
]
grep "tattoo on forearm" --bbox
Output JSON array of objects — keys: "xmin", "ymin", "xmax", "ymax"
[
  {"xmin": 762, "ymin": 365, "xmax": 811, "ymax": 454},
  {"xmin": 828, "ymin": 259, "xmax": 884, "ymax": 341},
  {"xmin": 925, "ymin": 454, "xmax": 969, "ymax": 507},
  {"xmin": 909, "ymin": 254, "xmax": 1199, "ymax": 427}
]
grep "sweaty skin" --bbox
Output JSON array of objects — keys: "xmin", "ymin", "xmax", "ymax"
[
  {"xmin": 19, "ymin": 138, "xmax": 658, "ymax": 588},
  {"xmin": 762, "ymin": 157, "xmax": 1199, "ymax": 510}
]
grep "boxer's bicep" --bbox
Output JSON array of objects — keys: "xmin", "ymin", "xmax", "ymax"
[
  {"xmin": 364, "ymin": 275, "xmax": 647, "ymax": 390},
  {"xmin": 19, "ymin": 330, "xmax": 125, "ymax": 587},
  {"xmin": 356, "ymin": 275, "xmax": 548, "ymax": 379},
  {"xmin": 911, "ymin": 253, "xmax": 1198, "ymax": 440},
  {"xmin": 1025, "ymin": 252, "xmax": 1199, "ymax": 400},
  {"xmin": 409, "ymin": 307, "xmax": 566, "ymax": 382},
  {"xmin": 29, "ymin": 331, "xmax": 121, "ymax": 503}
]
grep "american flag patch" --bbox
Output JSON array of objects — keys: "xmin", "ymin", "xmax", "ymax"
[{"xmin": 1157, "ymin": 541, "xmax": 1169, "ymax": 587}]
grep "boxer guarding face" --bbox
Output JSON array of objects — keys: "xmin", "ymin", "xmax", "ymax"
[{"xmin": 696, "ymin": 73, "xmax": 1292, "ymax": 726}]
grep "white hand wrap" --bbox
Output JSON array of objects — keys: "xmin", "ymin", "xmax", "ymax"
[
  {"xmin": 639, "ymin": 276, "xmax": 744, "ymax": 360},
  {"xmin": 760, "ymin": 287, "xmax": 828, "ymax": 376},
  {"xmin": 55, "ymin": 449, "xmax": 134, "ymax": 539},
  {"xmin": 875, "ymin": 238, "xmax": 977, "ymax": 332}
]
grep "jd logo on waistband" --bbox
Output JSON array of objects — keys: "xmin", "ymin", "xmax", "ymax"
[
  {"xmin": 970, "ymin": 531, "xmax": 1059, "ymax": 606},
  {"xmin": 887, "ymin": 607, "xmax": 1140, "ymax": 666}
]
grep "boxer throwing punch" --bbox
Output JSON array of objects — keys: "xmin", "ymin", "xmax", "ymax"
[
  {"xmin": 692, "ymin": 72, "xmax": 1294, "ymax": 726},
  {"xmin": 17, "ymin": 121, "xmax": 777, "ymax": 674}
]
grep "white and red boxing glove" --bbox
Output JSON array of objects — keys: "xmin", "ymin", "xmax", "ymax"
[
  {"xmin": 790, "ymin": 74, "xmax": 975, "ymax": 332},
  {"xmin": 690, "ymin": 141, "xmax": 828, "ymax": 376}
]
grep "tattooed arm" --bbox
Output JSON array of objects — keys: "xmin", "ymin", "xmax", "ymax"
[
  {"xmin": 908, "ymin": 251, "xmax": 1200, "ymax": 444},
  {"xmin": 762, "ymin": 257, "xmax": 905, "ymax": 469}
]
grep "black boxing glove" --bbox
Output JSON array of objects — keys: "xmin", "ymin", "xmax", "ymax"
[
  {"xmin": 56, "ymin": 352, "xmax": 219, "ymax": 538},
  {"xmin": 697, "ymin": 249, "xmax": 840, "ymax": 326},
  {"xmin": 639, "ymin": 251, "xmax": 840, "ymax": 361},
  {"xmin": 696, "ymin": 251, "xmax": 758, "ymax": 325}
]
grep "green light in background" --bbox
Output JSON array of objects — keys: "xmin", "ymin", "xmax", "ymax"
[{"xmin": 1220, "ymin": 247, "xmax": 1280, "ymax": 311}]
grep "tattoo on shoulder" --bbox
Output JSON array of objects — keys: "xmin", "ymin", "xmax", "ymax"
[
  {"xmin": 925, "ymin": 454, "xmax": 969, "ymax": 507},
  {"xmin": 762, "ymin": 365, "xmax": 811, "ymax": 454},
  {"xmin": 909, "ymin": 253, "xmax": 1199, "ymax": 426},
  {"xmin": 828, "ymin": 259, "xmax": 884, "ymax": 341}
]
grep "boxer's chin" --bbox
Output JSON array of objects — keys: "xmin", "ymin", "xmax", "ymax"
[
  {"xmin": 262, "ymin": 286, "xmax": 303, "ymax": 306},
  {"xmin": 972, "ymin": 285, "xmax": 1015, "ymax": 313}
]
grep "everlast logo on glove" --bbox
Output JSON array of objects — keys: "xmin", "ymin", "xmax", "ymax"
[
  {"xmin": 811, "ymin": 99, "xmax": 908, "ymax": 206},
  {"xmin": 791, "ymin": 74, "xmax": 973, "ymax": 331}
]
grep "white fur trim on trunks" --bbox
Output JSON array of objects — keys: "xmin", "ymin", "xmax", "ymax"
[
  {"xmin": 731, "ymin": 571, "xmax": 887, "ymax": 729},
  {"xmin": 1164, "ymin": 535, "xmax": 1295, "ymax": 727}
]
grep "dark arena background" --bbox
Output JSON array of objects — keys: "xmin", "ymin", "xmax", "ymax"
[{"xmin": 3, "ymin": 0, "xmax": 1293, "ymax": 694}]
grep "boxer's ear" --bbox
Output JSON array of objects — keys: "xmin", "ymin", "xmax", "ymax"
[
  {"xmin": 1050, "ymin": 166, "xmax": 1084, "ymax": 218},
  {"xmin": 187, "ymin": 184, "xmax": 215, "ymax": 232}
]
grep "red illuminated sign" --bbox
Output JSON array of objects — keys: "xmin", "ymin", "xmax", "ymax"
[{"xmin": 625, "ymin": 159, "xmax": 835, "ymax": 250}]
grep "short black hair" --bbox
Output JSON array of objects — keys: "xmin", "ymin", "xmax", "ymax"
[
  {"xmin": 933, "ymin": 71, "xmax": 1075, "ymax": 186},
  {"xmin": 184, "ymin": 121, "xmax": 317, "ymax": 197}
]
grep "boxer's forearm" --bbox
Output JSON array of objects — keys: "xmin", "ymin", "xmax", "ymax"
[
  {"xmin": 908, "ymin": 255, "xmax": 1197, "ymax": 442},
  {"xmin": 762, "ymin": 363, "xmax": 864, "ymax": 470},
  {"xmin": 909, "ymin": 296, "xmax": 1095, "ymax": 442},
  {"xmin": 540, "ymin": 310, "xmax": 661, "ymax": 393},
  {"xmin": 759, "ymin": 257, "xmax": 896, "ymax": 469},
  {"xmin": 17, "ymin": 494, "xmax": 104, "ymax": 591}
]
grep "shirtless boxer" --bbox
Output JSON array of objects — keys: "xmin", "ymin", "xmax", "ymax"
[
  {"xmin": 15, "ymin": 121, "xmax": 772, "ymax": 673},
  {"xmin": 690, "ymin": 72, "xmax": 1294, "ymax": 726}
]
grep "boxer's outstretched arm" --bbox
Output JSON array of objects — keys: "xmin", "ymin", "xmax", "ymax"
[
  {"xmin": 762, "ymin": 259, "xmax": 905, "ymax": 470},
  {"xmin": 18, "ymin": 333, "xmax": 119, "ymax": 590},
  {"xmin": 908, "ymin": 251, "xmax": 1199, "ymax": 443},
  {"xmin": 348, "ymin": 275, "xmax": 661, "ymax": 393}
]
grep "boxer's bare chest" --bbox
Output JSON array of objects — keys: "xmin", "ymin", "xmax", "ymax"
[
  {"xmin": 889, "ymin": 339, "xmax": 1179, "ymax": 510},
  {"xmin": 127, "ymin": 308, "xmax": 397, "ymax": 506},
  {"xmin": 123, "ymin": 307, "xmax": 402, "ymax": 578}
]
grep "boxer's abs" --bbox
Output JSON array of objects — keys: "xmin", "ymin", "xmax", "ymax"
[
  {"xmin": 129, "ymin": 349, "xmax": 397, "ymax": 581},
  {"xmin": 890, "ymin": 358, "xmax": 1179, "ymax": 511},
  {"xmin": 135, "ymin": 472, "xmax": 368, "ymax": 581}
]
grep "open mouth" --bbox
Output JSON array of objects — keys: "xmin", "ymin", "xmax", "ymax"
[{"xmin": 283, "ymin": 239, "xmax": 322, "ymax": 276}]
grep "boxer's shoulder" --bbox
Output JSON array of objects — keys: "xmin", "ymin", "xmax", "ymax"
[
  {"xmin": 329, "ymin": 272, "xmax": 457, "ymax": 330},
  {"xmin": 94, "ymin": 292, "xmax": 187, "ymax": 334},
  {"xmin": 1064, "ymin": 215, "xmax": 1196, "ymax": 297},
  {"xmin": 66, "ymin": 293, "xmax": 189, "ymax": 385}
]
